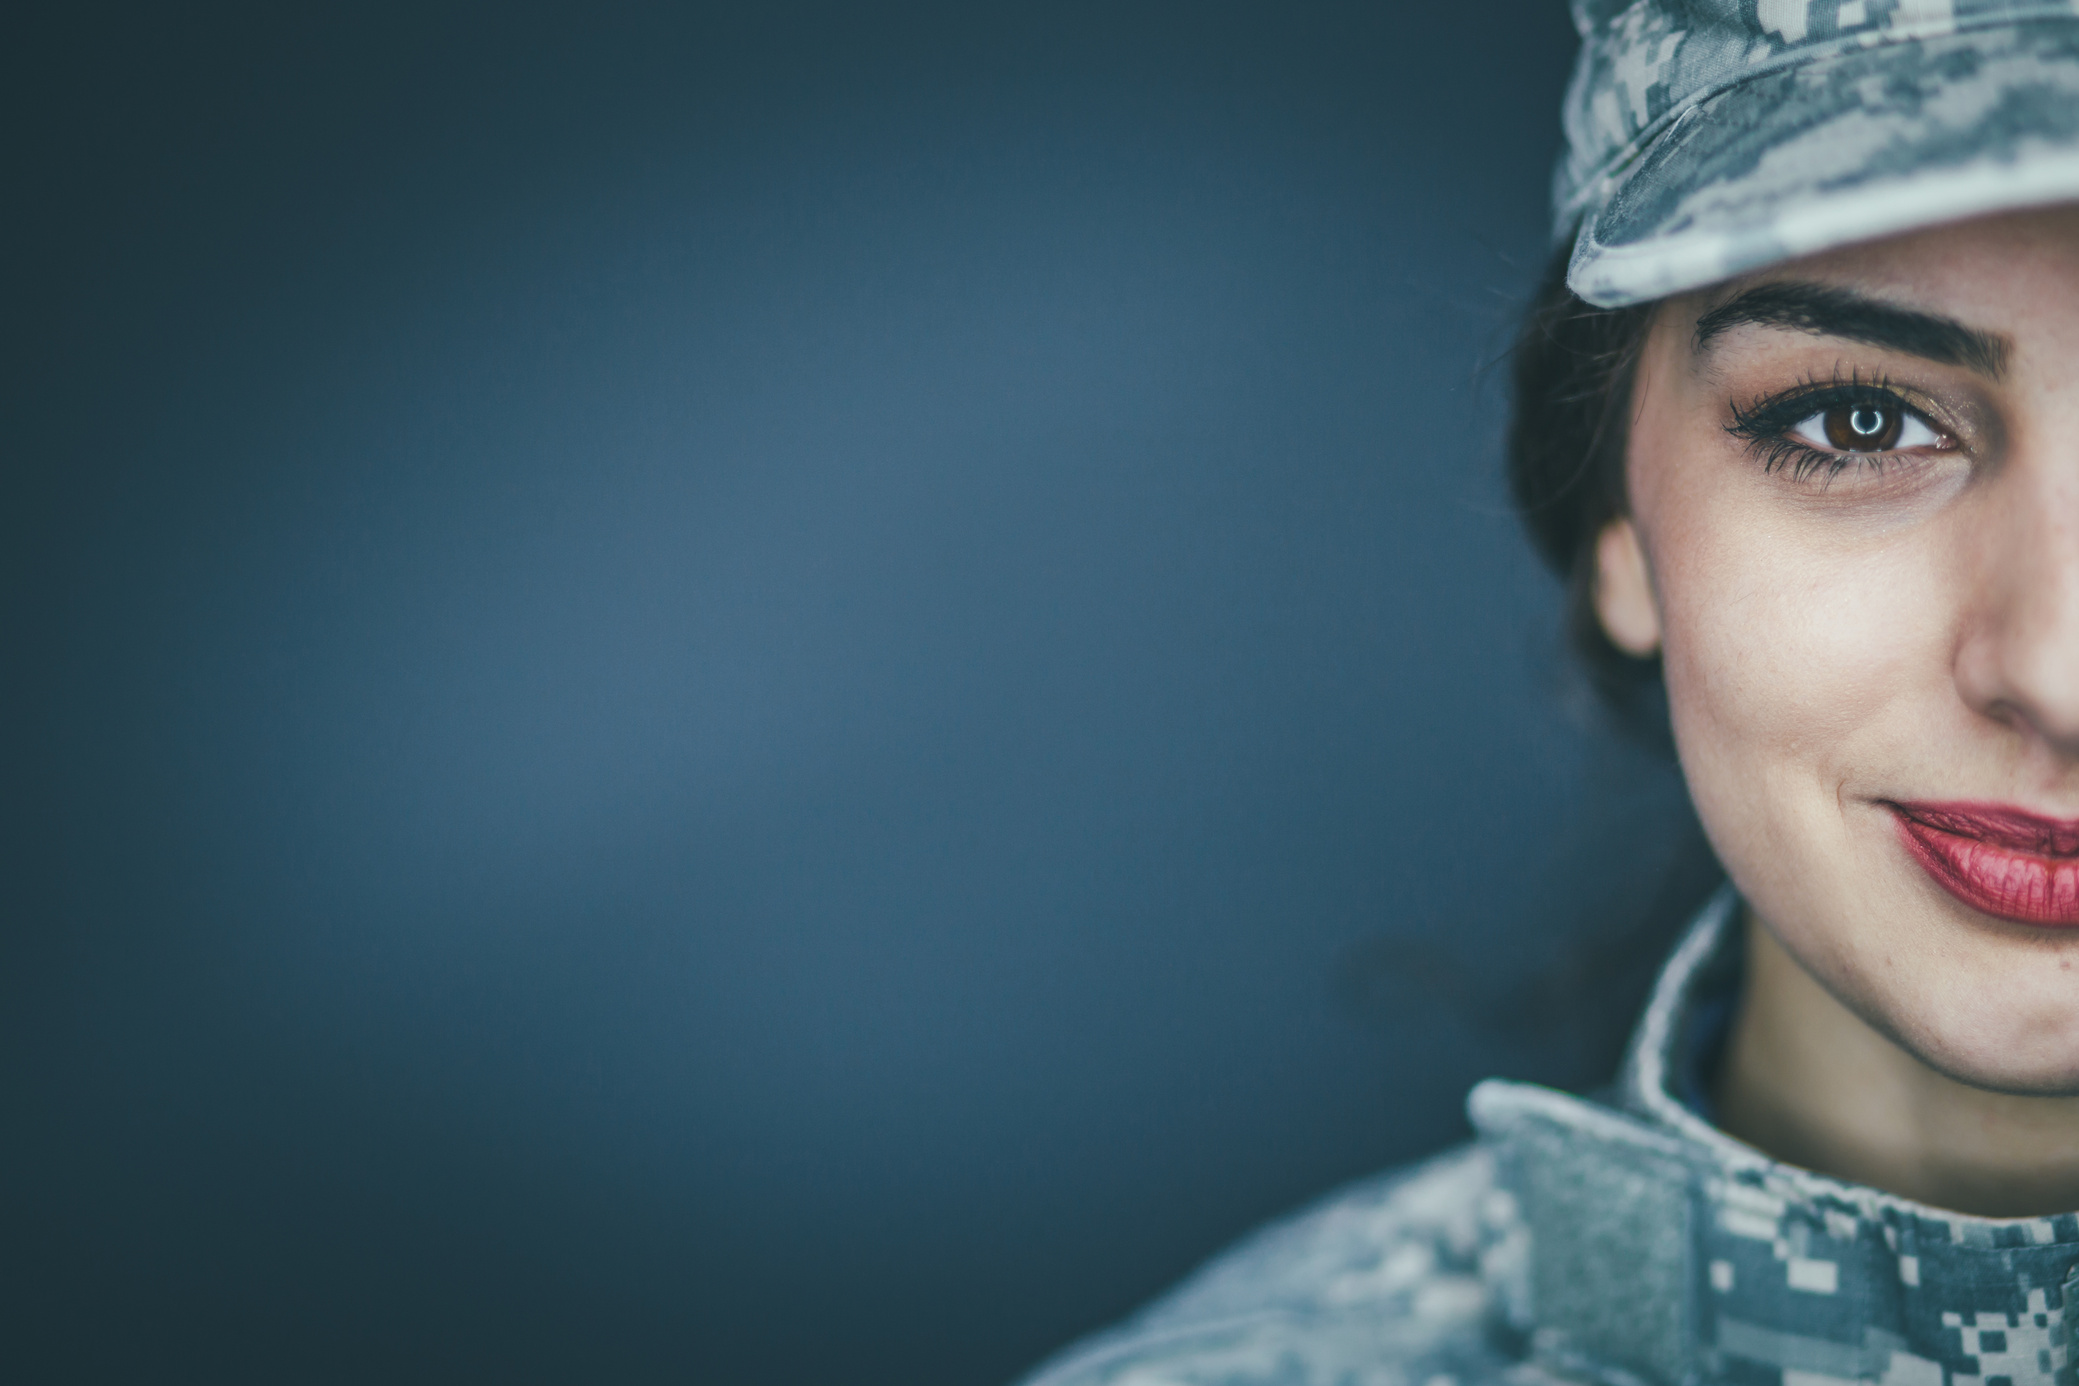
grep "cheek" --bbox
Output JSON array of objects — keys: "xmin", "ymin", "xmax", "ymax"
[
  {"xmin": 1641, "ymin": 472, "xmax": 1958, "ymax": 888},
  {"xmin": 1660, "ymin": 529, "xmax": 1924, "ymax": 751}
]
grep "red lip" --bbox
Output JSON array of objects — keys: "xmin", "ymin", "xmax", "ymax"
[{"xmin": 1888, "ymin": 801, "xmax": 2079, "ymax": 927}]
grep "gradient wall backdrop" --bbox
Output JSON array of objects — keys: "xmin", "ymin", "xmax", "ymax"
[{"xmin": 2, "ymin": 4, "xmax": 1713, "ymax": 1383}]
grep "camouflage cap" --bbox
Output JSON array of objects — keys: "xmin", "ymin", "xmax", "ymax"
[{"xmin": 1562, "ymin": 0, "xmax": 2079, "ymax": 306}]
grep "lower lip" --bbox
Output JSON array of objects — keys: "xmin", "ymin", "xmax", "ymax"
[{"xmin": 1890, "ymin": 804, "xmax": 2079, "ymax": 927}]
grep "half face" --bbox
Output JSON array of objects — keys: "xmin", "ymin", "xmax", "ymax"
[{"xmin": 1611, "ymin": 206, "xmax": 2079, "ymax": 1095}]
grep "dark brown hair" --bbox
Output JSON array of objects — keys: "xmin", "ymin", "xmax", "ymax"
[{"xmin": 1507, "ymin": 240, "xmax": 1662, "ymax": 722}]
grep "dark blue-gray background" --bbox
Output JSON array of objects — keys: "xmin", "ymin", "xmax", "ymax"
[{"xmin": 1, "ymin": 4, "xmax": 1713, "ymax": 1383}]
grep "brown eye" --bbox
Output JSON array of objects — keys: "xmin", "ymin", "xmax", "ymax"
[
  {"xmin": 1762, "ymin": 393, "xmax": 1946, "ymax": 471},
  {"xmin": 1821, "ymin": 403, "xmax": 1902, "ymax": 451}
]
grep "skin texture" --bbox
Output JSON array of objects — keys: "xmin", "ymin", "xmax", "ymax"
[{"xmin": 1595, "ymin": 207, "xmax": 2079, "ymax": 1217}]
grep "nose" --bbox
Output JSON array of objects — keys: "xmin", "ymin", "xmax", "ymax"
[{"xmin": 1954, "ymin": 463, "xmax": 2079, "ymax": 758}]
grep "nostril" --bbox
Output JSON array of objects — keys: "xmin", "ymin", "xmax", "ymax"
[{"xmin": 1953, "ymin": 620, "xmax": 2079, "ymax": 759}]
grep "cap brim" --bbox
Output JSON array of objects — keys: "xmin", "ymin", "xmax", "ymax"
[{"xmin": 1569, "ymin": 18, "xmax": 2079, "ymax": 308}]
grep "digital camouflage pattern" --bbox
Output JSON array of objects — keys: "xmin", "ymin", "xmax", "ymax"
[
  {"xmin": 1016, "ymin": 888, "xmax": 2079, "ymax": 1386},
  {"xmin": 1560, "ymin": 0, "xmax": 2079, "ymax": 305}
]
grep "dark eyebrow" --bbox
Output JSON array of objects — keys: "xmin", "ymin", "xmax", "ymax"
[{"xmin": 1693, "ymin": 281, "xmax": 2009, "ymax": 379}]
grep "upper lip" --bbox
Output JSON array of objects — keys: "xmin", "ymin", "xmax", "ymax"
[{"xmin": 1886, "ymin": 800, "xmax": 2079, "ymax": 857}]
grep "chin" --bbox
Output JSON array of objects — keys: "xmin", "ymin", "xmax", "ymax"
[
  {"xmin": 1828, "ymin": 816, "xmax": 2079, "ymax": 1086},
  {"xmin": 1868, "ymin": 968, "xmax": 2079, "ymax": 1097},
  {"xmin": 1904, "ymin": 1047, "xmax": 2079, "ymax": 1099},
  {"xmin": 1774, "ymin": 859, "xmax": 2079, "ymax": 1096}
]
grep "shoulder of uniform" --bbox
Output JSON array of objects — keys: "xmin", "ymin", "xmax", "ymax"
[{"xmin": 1017, "ymin": 1142, "xmax": 1527, "ymax": 1386}]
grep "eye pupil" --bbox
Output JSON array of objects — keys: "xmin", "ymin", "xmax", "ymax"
[{"xmin": 1823, "ymin": 402, "xmax": 1903, "ymax": 451}]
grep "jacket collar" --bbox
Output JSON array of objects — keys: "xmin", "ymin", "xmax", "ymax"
[{"xmin": 1470, "ymin": 885, "xmax": 2079, "ymax": 1386}]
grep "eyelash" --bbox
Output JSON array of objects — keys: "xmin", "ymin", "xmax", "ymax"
[{"xmin": 1725, "ymin": 373, "xmax": 1944, "ymax": 482}]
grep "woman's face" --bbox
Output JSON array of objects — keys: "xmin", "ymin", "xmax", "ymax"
[{"xmin": 1607, "ymin": 205, "xmax": 2079, "ymax": 1094}]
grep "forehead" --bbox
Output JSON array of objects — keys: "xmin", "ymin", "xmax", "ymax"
[
  {"xmin": 1668, "ymin": 204, "xmax": 2079, "ymax": 367},
  {"xmin": 1722, "ymin": 206, "xmax": 2079, "ymax": 316}
]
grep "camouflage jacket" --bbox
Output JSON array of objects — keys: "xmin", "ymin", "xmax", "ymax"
[{"xmin": 1018, "ymin": 886, "xmax": 2079, "ymax": 1386}]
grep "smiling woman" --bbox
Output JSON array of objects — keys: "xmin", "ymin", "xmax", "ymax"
[
  {"xmin": 1019, "ymin": 4, "xmax": 2079, "ymax": 1386},
  {"xmin": 1605, "ymin": 211, "xmax": 2079, "ymax": 1211}
]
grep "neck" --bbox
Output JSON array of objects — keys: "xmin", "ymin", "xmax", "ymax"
[{"xmin": 1713, "ymin": 910, "xmax": 2079, "ymax": 1218}]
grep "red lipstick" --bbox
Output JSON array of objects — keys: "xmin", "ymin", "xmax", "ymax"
[{"xmin": 1888, "ymin": 801, "xmax": 2079, "ymax": 927}]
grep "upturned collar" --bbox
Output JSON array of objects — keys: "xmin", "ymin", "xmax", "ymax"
[{"xmin": 1471, "ymin": 886, "xmax": 2079, "ymax": 1386}]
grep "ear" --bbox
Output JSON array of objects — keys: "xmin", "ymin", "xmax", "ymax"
[{"xmin": 1594, "ymin": 517, "xmax": 1662, "ymax": 656}]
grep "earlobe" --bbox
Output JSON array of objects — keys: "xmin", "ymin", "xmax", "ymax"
[{"xmin": 1594, "ymin": 517, "xmax": 1663, "ymax": 656}]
